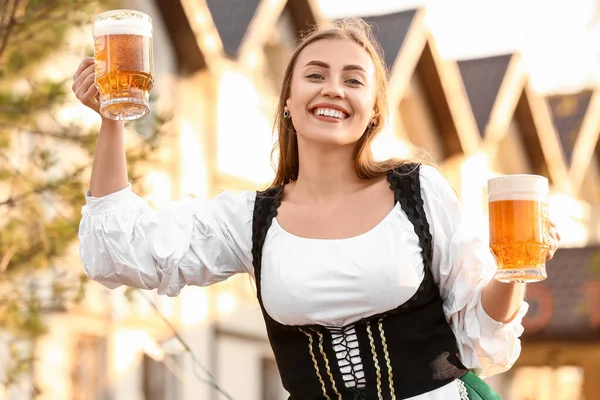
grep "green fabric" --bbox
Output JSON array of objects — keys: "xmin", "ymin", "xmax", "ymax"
[{"xmin": 459, "ymin": 371, "xmax": 503, "ymax": 400}]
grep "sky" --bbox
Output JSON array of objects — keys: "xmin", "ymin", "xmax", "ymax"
[{"xmin": 318, "ymin": 0, "xmax": 600, "ymax": 94}]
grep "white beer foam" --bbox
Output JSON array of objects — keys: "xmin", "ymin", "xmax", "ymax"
[
  {"xmin": 489, "ymin": 192, "xmax": 547, "ymax": 202},
  {"xmin": 93, "ymin": 18, "xmax": 152, "ymax": 37},
  {"xmin": 487, "ymin": 174, "xmax": 548, "ymax": 203}
]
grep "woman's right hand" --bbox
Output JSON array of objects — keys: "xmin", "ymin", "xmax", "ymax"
[{"xmin": 72, "ymin": 57, "xmax": 101, "ymax": 115}]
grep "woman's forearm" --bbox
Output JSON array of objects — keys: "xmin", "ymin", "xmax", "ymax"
[
  {"xmin": 89, "ymin": 118, "xmax": 128, "ymax": 197},
  {"xmin": 481, "ymin": 280, "xmax": 526, "ymax": 323}
]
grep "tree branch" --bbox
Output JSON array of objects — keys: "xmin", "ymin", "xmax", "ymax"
[
  {"xmin": 0, "ymin": 245, "xmax": 18, "ymax": 273},
  {"xmin": 0, "ymin": 165, "xmax": 86, "ymax": 207},
  {"xmin": 0, "ymin": 122, "xmax": 89, "ymax": 143},
  {"xmin": 0, "ymin": 150, "xmax": 37, "ymax": 191},
  {"xmin": 0, "ymin": 0, "xmax": 20, "ymax": 59},
  {"xmin": 7, "ymin": 13, "xmax": 70, "ymax": 44}
]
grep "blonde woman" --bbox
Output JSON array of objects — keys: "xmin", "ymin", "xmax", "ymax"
[{"xmin": 73, "ymin": 18, "xmax": 560, "ymax": 400}]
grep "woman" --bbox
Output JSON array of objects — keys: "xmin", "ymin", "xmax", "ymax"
[{"xmin": 73, "ymin": 18, "xmax": 560, "ymax": 400}]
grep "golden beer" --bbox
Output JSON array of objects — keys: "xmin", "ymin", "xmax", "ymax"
[
  {"xmin": 488, "ymin": 175, "xmax": 550, "ymax": 283},
  {"xmin": 93, "ymin": 10, "xmax": 153, "ymax": 120}
]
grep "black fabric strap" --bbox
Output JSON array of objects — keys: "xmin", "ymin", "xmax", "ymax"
[
  {"xmin": 387, "ymin": 164, "xmax": 435, "ymax": 307},
  {"xmin": 252, "ymin": 185, "xmax": 283, "ymax": 307}
]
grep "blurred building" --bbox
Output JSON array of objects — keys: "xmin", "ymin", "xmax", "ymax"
[
  {"xmin": 455, "ymin": 53, "xmax": 598, "ymax": 399},
  {"xmin": 24, "ymin": 1, "xmax": 600, "ymax": 399}
]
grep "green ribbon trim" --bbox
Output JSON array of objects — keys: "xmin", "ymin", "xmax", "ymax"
[{"xmin": 459, "ymin": 371, "xmax": 503, "ymax": 400}]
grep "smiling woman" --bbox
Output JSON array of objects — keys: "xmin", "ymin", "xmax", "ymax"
[
  {"xmin": 271, "ymin": 20, "xmax": 400, "ymax": 187},
  {"xmin": 74, "ymin": 16, "xmax": 560, "ymax": 400}
]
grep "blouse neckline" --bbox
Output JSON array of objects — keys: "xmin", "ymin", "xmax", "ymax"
[{"xmin": 271, "ymin": 202, "xmax": 400, "ymax": 242}]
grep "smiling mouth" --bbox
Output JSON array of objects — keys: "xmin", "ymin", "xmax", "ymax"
[{"xmin": 311, "ymin": 107, "xmax": 349, "ymax": 120}]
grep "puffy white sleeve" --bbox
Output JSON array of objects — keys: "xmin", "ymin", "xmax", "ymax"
[
  {"xmin": 78, "ymin": 185, "xmax": 255, "ymax": 297},
  {"xmin": 419, "ymin": 165, "xmax": 528, "ymax": 378}
]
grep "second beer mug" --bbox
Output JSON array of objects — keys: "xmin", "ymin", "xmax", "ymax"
[
  {"xmin": 488, "ymin": 175, "xmax": 550, "ymax": 283},
  {"xmin": 93, "ymin": 9, "xmax": 154, "ymax": 120}
]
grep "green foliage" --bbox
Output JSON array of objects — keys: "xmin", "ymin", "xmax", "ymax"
[
  {"xmin": 0, "ymin": 0, "xmax": 172, "ymax": 393},
  {"xmin": 1, "ymin": 0, "xmax": 112, "ymax": 78}
]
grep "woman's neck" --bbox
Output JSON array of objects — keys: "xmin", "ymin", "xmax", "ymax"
[{"xmin": 291, "ymin": 141, "xmax": 366, "ymax": 202}]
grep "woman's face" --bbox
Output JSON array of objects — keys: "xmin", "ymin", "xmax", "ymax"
[{"xmin": 286, "ymin": 38, "xmax": 377, "ymax": 148}]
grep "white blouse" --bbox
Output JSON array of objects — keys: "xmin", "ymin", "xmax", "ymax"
[{"xmin": 79, "ymin": 165, "xmax": 528, "ymax": 399}]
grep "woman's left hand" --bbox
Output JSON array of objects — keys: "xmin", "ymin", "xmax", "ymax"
[{"xmin": 546, "ymin": 219, "xmax": 561, "ymax": 261}]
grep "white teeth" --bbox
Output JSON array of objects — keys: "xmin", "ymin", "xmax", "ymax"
[{"xmin": 314, "ymin": 107, "xmax": 346, "ymax": 119}]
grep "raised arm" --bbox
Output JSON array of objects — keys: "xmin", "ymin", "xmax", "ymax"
[
  {"xmin": 72, "ymin": 57, "xmax": 128, "ymax": 197},
  {"xmin": 73, "ymin": 57, "xmax": 255, "ymax": 296}
]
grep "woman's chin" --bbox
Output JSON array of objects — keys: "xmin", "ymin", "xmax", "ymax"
[{"xmin": 298, "ymin": 132, "xmax": 361, "ymax": 148}]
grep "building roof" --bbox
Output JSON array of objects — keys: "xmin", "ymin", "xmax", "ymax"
[
  {"xmin": 154, "ymin": 0, "xmax": 321, "ymax": 71},
  {"xmin": 457, "ymin": 54, "xmax": 512, "ymax": 136},
  {"xmin": 154, "ymin": 0, "xmax": 207, "ymax": 74},
  {"xmin": 370, "ymin": 8, "xmax": 481, "ymax": 159},
  {"xmin": 362, "ymin": 10, "xmax": 418, "ymax": 70},
  {"xmin": 455, "ymin": 53, "xmax": 569, "ymax": 189},
  {"xmin": 547, "ymin": 90, "xmax": 593, "ymax": 165},
  {"xmin": 523, "ymin": 245, "xmax": 600, "ymax": 341},
  {"xmin": 286, "ymin": 0, "xmax": 321, "ymax": 37},
  {"xmin": 206, "ymin": 0, "xmax": 262, "ymax": 58}
]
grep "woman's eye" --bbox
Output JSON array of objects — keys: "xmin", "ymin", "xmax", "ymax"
[
  {"xmin": 306, "ymin": 73, "xmax": 324, "ymax": 80},
  {"xmin": 346, "ymin": 78, "xmax": 363, "ymax": 86}
]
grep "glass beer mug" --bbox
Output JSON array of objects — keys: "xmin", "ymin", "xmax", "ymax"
[
  {"xmin": 93, "ymin": 9, "xmax": 154, "ymax": 120},
  {"xmin": 488, "ymin": 175, "xmax": 550, "ymax": 283}
]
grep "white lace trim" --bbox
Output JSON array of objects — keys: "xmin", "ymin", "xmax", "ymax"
[{"xmin": 457, "ymin": 378, "xmax": 469, "ymax": 400}]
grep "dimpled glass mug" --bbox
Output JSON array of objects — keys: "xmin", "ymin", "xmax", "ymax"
[
  {"xmin": 93, "ymin": 9, "xmax": 154, "ymax": 120},
  {"xmin": 488, "ymin": 174, "xmax": 550, "ymax": 283}
]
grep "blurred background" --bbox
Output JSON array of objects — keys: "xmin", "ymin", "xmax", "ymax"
[{"xmin": 1, "ymin": 0, "xmax": 599, "ymax": 399}]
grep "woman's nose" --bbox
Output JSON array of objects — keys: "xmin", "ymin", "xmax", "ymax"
[{"xmin": 320, "ymin": 80, "xmax": 345, "ymax": 99}]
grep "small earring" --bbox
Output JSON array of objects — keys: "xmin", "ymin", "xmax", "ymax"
[{"xmin": 283, "ymin": 109, "xmax": 290, "ymax": 119}]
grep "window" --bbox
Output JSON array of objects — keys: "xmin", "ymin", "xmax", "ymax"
[
  {"xmin": 261, "ymin": 357, "xmax": 287, "ymax": 400},
  {"xmin": 71, "ymin": 335, "xmax": 109, "ymax": 400},
  {"xmin": 142, "ymin": 353, "xmax": 182, "ymax": 400}
]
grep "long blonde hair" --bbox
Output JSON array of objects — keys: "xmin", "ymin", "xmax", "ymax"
[{"xmin": 270, "ymin": 18, "xmax": 408, "ymax": 187}]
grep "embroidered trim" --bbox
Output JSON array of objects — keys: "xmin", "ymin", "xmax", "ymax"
[
  {"xmin": 457, "ymin": 379, "xmax": 469, "ymax": 400},
  {"xmin": 378, "ymin": 319, "xmax": 396, "ymax": 400},
  {"xmin": 300, "ymin": 329, "xmax": 330, "ymax": 400},
  {"xmin": 366, "ymin": 323, "xmax": 383, "ymax": 400},
  {"xmin": 314, "ymin": 329, "xmax": 342, "ymax": 399}
]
